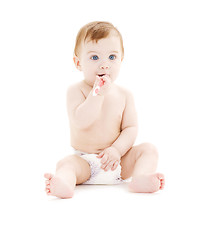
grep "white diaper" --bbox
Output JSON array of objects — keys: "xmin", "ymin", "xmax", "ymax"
[{"xmin": 74, "ymin": 149, "xmax": 125, "ymax": 184}]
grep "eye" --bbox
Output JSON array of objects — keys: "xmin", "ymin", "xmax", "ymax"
[
  {"xmin": 91, "ymin": 55, "xmax": 99, "ymax": 60},
  {"xmin": 109, "ymin": 55, "xmax": 116, "ymax": 60}
]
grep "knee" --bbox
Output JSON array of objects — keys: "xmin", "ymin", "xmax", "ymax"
[
  {"xmin": 136, "ymin": 143, "xmax": 159, "ymax": 158},
  {"xmin": 56, "ymin": 155, "xmax": 77, "ymax": 171}
]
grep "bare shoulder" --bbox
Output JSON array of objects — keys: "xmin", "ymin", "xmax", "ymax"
[
  {"xmin": 66, "ymin": 81, "xmax": 86, "ymax": 110},
  {"xmin": 67, "ymin": 81, "xmax": 85, "ymax": 97},
  {"xmin": 115, "ymin": 85, "xmax": 138, "ymax": 128},
  {"xmin": 115, "ymin": 84, "xmax": 134, "ymax": 100},
  {"xmin": 115, "ymin": 85, "xmax": 136, "ymax": 114}
]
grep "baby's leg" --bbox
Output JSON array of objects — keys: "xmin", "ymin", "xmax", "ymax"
[
  {"xmin": 121, "ymin": 143, "xmax": 165, "ymax": 193},
  {"xmin": 44, "ymin": 155, "xmax": 91, "ymax": 198}
]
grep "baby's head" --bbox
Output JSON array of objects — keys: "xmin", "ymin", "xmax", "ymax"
[
  {"xmin": 74, "ymin": 21, "xmax": 124, "ymax": 59},
  {"xmin": 73, "ymin": 21, "xmax": 124, "ymax": 86}
]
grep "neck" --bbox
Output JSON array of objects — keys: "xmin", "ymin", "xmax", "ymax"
[{"xmin": 83, "ymin": 79, "xmax": 93, "ymax": 88}]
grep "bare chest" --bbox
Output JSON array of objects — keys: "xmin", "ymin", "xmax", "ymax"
[
  {"xmin": 82, "ymin": 84, "xmax": 125, "ymax": 128},
  {"xmin": 70, "ymin": 84, "xmax": 126, "ymax": 152},
  {"xmin": 102, "ymin": 91, "xmax": 124, "ymax": 114}
]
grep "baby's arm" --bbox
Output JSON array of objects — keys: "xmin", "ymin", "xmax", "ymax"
[
  {"xmin": 112, "ymin": 90, "xmax": 138, "ymax": 156},
  {"xmin": 66, "ymin": 84, "xmax": 104, "ymax": 129},
  {"xmin": 99, "ymin": 90, "xmax": 138, "ymax": 171}
]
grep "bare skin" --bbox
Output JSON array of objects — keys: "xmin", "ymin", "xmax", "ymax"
[{"xmin": 44, "ymin": 33, "xmax": 165, "ymax": 198}]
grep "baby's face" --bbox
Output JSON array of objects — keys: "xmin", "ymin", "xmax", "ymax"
[{"xmin": 78, "ymin": 33, "xmax": 123, "ymax": 86}]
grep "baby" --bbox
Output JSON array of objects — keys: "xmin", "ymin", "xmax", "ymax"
[{"xmin": 44, "ymin": 21, "xmax": 165, "ymax": 198}]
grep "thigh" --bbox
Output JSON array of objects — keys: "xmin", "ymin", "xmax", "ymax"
[
  {"xmin": 120, "ymin": 143, "xmax": 151, "ymax": 180},
  {"xmin": 57, "ymin": 154, "xmax": 91, "ymax": 184}
]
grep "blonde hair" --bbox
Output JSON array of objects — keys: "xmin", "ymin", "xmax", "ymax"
[{"xmin": 74, "ymin": 21, "xmax": 124, "ymax": 59}]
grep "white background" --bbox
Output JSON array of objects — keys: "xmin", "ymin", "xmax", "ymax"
[{"xmin": 0, "ymin": 0, "xmax": 211, "ymax": 239}]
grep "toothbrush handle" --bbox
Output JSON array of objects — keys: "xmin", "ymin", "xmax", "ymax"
[
  {"xmin": 93, "ymin": 86, "xmax": 100, "ymax": 96},
  {"xmin": 93, "ymin": 78, "xmax": 104, "ymax": 96}
]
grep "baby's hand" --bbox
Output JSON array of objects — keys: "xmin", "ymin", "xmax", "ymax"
[
  {"xmin": 97, "ymin": 146, "xmax": 121, "ymax": 171},
  {"xmin": 93, "ymin": 75, "xmax": 112, "ymax": 96}
]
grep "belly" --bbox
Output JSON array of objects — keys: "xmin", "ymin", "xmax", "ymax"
[
  {"xmin": 70, "ymin": 87, "xmax": 125, "ymax": 153},
  {"xmin": 70, "ymin": 120, "xmax": 121, "ymax": 153}
]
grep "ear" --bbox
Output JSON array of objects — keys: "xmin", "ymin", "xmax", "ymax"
[{"xmin": 73, "ymin": 54, "xmax": 82, "ymax": 71}]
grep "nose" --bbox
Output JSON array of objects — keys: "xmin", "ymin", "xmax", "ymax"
[{"xmin": 100, "ymin": 63, "xmax": 109, "ymax": 70}]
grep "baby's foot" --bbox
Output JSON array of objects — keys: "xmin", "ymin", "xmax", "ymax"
[
  {"xmin": 44, "ymin": 173, "xmax": 74, "ymax": 199},
  {"xmin": 129, "ymin": 173, "xmax": 165, "ymax": 193}
]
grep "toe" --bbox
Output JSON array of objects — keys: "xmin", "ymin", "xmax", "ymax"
[
  {"xmin": 45, "ymin": 188, "xmax": 51, "ymax": 194},
  {"xmin": 45, "ymin": 186, "xmax": 51, "ymax": 194},
  {"xmin": 45, "ymin": 180, "xmax": 50, "ymax": 186},
  {"xmin": 160, "ymin": 179, "xmax": 165, "ymax": 189},
  {"xmin": 44, "ymin": 173, "xmax": 53, "ymax": 180},
  {"xmin": 156, "ymin": 173, "xmax": 165, "ymax": 189},
  {"xmin": 156, "ymin": 173, "xmax": 165, "ymax": 180}
]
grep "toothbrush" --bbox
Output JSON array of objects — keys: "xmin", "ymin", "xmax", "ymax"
[{"xmin": 93, "ymin": 77, "xmax": 104, "ymax": 96}]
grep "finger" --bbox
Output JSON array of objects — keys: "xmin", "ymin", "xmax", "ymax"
[
  {"xmin": 99, "ymin": 82, "xmax": 111, "ymax": 93},
  {"xmin": 97, "ymin": 151, "xmax": 104, "ymax": 158},
  {"xmin": 96, "ymin": 75, "xmax": 101, "ymax": 81},
  {"xmin": 101, "ymin": 161, "xmax": 107, "ymax": 169},
  {"xmin": 101, "ymin": 159, "xmax": 109, "ymax": 169},
  {"xmin": 97, "ymin": 77, "xmax": 108, "ymax": 88},
  {"xmin": 94, "ymin": 76, "xmax": 101, "ymax": 88},
  {"xmin": 102, "ymin": 75, "xmax": 111, "ymax": 82},
  {"xmin": 105, "ymin": 161, "xmax": 114, "ymax": 171},
  {"xmin": 100, "ymin": 154, "xmax": 108, "ymax": 164},
  {"xmin": 98, "ymin": 78, "xmax": 105, "ymax": 87},
  {"xmin": 111, "ymin": 161, "xmax": 119, "ymax": 171},
  {"xmin": 96, "ymin": 75, "xmax": 105, "ymax": 85},
  {"xmin": 111, "ymin": 161, "xmax": 118, "ymax": 171}
]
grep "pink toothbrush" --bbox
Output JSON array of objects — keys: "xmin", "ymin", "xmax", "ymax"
[{"xmin": 93, "ymin": 78, "xmax": 104, "ymax": 96}]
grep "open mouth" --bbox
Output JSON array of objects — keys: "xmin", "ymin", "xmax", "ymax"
[{"xmin": 98, "ymin": 74, "xmax": 106, "ymax": 77}]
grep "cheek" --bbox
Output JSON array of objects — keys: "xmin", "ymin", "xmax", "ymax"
[
  {"xmin": 82, "ymin": 63, "xmax": 97, "ymax": 80},
  {"xmin": 112, "ymin": 62, "xmax": 121, "ymax": 74},
  {"xmin": 82, "ymin": 62, "xmax": 95, "ymax": 73},
  {"xmin": 86, "ymin": 61, "xmax": 97, "ymax": 70}
]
